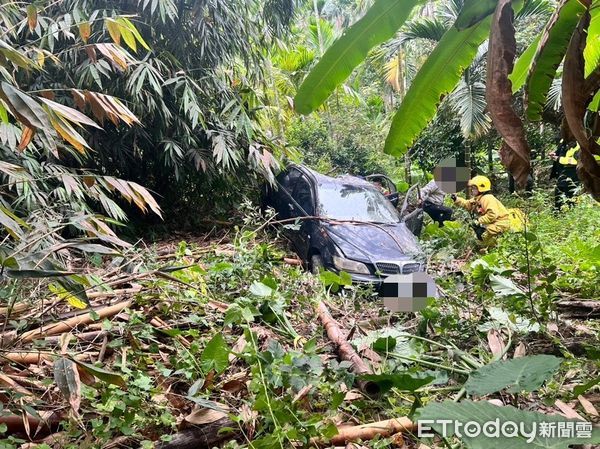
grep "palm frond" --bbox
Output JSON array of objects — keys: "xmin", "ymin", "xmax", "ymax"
[
  {"xmin": 545, "ymin": 76, "xmax": 563, "ymax": 112},
  {"xmin": 516, "ymin": 0, "xmax": 553, "ymax": 24},
  {"xmin": 447, "ymin": 79, "xmax": 491, "ymax": 138}
]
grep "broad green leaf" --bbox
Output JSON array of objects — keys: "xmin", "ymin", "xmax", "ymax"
[
  {"xmin": 510, "ymin": 35, "xmax": 542, "ymax": 93},
  {"xmin": 250, "ymin": 281, "xmax": 273, "ymax": 297},
  {"xmin": 526, "ymin": 0, "xmax": 587, "ymax": 121},
  {"xmin": 465, "ymin": 355, "xmax": 562, "ymax": 395},
  {"xmin": 338, "ymin": 270, "xmax": 352, "ymax": 286},
  {"xmin": 73, "ymin": 360, "xmax": 126, "ymax": 387},
  {"xmin": 589, "ymin": 89, "xmax": 600, "ymax": 111},
  {"xmin": 416, "ymin": 400, "xmax": 600, "ymax": 449},
  {"xmin": 372, "ymin": 336, "xmax": 397, "ymax": 353},
  {"xmin": 478, "ymin": 307, "xmax": 541, "ymax": 334},
  {"xmin": 573, "ymin": 376, "xmax": 600, "ymax": 396},
  {"xmin": 584, "ymin": 0, "xmax": 600, "ymax": 77},
  {"xmin": 294, "ymin": 0, "xmax": 424, "ymax": 114},
  {"xmin": 455, "ymin": 0, "xmax": 498, "ymax": 30},
  {"xmin": 490, "ymin": 274, "xmax": 527, "ymax": 297},
  {"xmin": 200, "ymin": 333, "xmax": 230, "ymax": 374},
  {"xmin": 54, "ymin": 357, "xmax": 82, "ymax": 414},
  {"xmin": 359, "ymin": 372, "xmax": 434, "ymax": 393},
  {"xmin": 384, "ymin": 18, "xmax": 492, "ymax": 156}
]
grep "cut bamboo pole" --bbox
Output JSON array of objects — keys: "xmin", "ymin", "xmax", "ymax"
[
  {"xmin": 315, "ymin": 301, "xmax": 378, "ymax": 395},
  {"xmin": 1, "ymin": 352, "xmax": 53, "ymax": 364},
  {"xmin": 0, "ymin": 373, "xmax": 35, "ymax": 396},
  {"xmin": 0, "ymin": 302, "xmax": 28, "ymax": 317},
  {"xmin": 86, "ymin": 285, "xmax": 142, "ymax": 300},
  {"xmin": 1, "ymin": 412, "xmax": 61, "ymax": 438},
  {"xmin": 18, "ymin": 300, "xmax": 132, "ymax": 343},
  {"xmin": 309, "ymin": 417, "xmax": 416, "ymax": 446}
]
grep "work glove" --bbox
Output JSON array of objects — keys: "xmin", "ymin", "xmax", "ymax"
[{"xmin": 450, "ymin": 194, "xmax": 457, "ymax": 202}]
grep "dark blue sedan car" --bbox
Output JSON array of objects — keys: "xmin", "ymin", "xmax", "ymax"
[{"xmin": 263, "ymin": 164, "xmax": 426, "ymax": 284}]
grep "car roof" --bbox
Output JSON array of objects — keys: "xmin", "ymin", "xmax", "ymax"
[{"xmin": 288, "ymin": 164, "xmax": 375, "ymax": 190}]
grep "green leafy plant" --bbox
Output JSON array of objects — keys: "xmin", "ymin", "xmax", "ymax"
[
  {"xmin": 417, "ymin": 400, "xmax": 600, "ymax": 449},
  {"xmin": 465, "ymin": 355, "xmax": 562, "ymax": 395}
]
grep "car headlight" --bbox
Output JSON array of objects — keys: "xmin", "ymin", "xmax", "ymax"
[{"xmin": 332, "ymin": 256, "xmax": 370, "ymax": 275}]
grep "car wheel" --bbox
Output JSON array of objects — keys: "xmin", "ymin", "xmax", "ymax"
[{"xmin": 310, "ymin": 254, "xmax": 324, "ymax": 275}]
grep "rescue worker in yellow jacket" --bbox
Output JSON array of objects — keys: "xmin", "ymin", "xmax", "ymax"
[
  {"xmin": 450, "ymin": 176, "xmax": 510, "ymax": 247},
  {"xmin": 549, "ymin": 141, "xmax": 579, "ymax": 210}
]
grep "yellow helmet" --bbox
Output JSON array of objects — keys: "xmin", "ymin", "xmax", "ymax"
[{"xmin": 468, "ymin": 175, "xmax": 491, "ymax": 193}]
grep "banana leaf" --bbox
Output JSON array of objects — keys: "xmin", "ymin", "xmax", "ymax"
[
  {"xmin": 526, "ymin": 0, "xmax": 587, "ymax": 121},
  {"xmin": 384, "ymin": 19, "xmax": 492, "ymax": 156},
  {"xmin": 294, "ymin": 0, "xmax": 424, "ymax": 114}
]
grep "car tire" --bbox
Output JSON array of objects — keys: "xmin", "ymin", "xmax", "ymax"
[{"xmin": 310, "ymin": 254, "xmax": 324, "ymax": 275}]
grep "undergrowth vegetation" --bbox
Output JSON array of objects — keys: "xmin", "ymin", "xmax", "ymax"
[{"xmin": 1, "ymin": 198, "xmax": 599, "ymax": 448}]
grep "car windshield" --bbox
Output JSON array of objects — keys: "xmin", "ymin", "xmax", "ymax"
[{"xmin": 317, "ymin": 183, "xmax": 400, "ymax": 224}]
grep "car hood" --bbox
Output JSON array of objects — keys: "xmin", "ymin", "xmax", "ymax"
[{"xmin": 324, "ymin": 222, "xmax": 423, "ymax": 263}]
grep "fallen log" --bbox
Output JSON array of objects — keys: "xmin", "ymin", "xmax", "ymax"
[
  {"xmin": 17, "ymin": 300, "xmax": 132, "ymax": 343},
  {"xmin": 156, "ymin": 417, "xmax": 240, "ymax": 449},
  {"xmin": 556, "ymin": 300, "xmax": 600, "ymax": 318},
  {"xmin": 315, "ymin": 301, "xmax": 379, "ymax": 395}
]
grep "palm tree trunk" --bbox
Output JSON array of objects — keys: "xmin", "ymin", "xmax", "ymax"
[
  {"xmin": 487, "ymin": 138, "xmax": 494, "ymax": 177},
  {"xmin": 465, "ymin": 140, "xmax": 472, "ymax": 196}
]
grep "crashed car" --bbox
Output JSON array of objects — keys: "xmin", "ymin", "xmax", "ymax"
[{"xmin": 262, "ymin": 164, "xmax": 426, "ymax": 284}]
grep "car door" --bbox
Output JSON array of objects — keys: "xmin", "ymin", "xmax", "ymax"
[{"xmin": 290, "ymin": 174, "xmax": 316, "ymax": 257}]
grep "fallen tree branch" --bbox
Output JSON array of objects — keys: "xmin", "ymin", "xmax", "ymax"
[
  {"xmin": 315, "ymin": 301, "xmax": 378, "ymax": 395},
  {"xmin": 556, "ymin": 300, "xmax": 600, "ymax": 318}
]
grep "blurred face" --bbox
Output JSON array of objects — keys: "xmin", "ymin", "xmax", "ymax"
[{"xmin": 470, "ymin": 185, "xmax": 480, "ymax": 196}]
